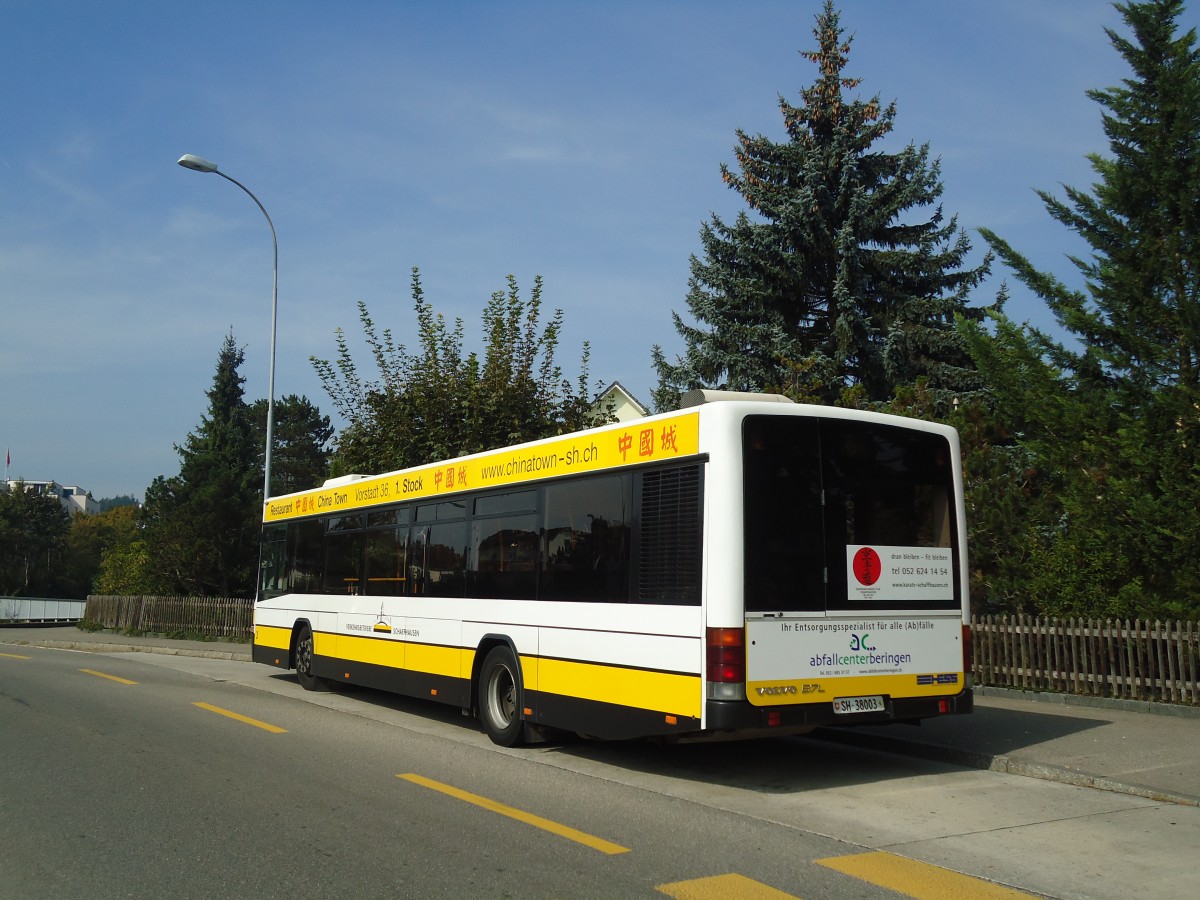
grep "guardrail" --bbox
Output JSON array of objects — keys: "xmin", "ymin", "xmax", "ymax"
[{"xmin": 0, "ymin": 597, "xmax": 87, "ymax": 624}]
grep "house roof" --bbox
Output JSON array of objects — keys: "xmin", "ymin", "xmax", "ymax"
[{"xmin": 593, "ymin": 381, "xmax": 650, "ymax": 417}]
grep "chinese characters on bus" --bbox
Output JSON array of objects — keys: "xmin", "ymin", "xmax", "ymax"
[{"xmin": 618, "ymin": 424, "xmax": 679, "ymax": 461}]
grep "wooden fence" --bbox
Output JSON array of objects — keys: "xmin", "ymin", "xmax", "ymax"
[
  {"xmin": 972, "ymin": 615, "xmax": 1200, "ymax": 705},
  {"xmin": 85, "ymin": 594, "xmax": 253, "ymax": 640}
]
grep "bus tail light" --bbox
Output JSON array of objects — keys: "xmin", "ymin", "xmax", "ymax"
[{"xmin": 706, "ymin": 627, "xmax": 745, "ymax": 683}]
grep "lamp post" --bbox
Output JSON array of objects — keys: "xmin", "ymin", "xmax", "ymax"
[{"xmin": 177, "ymin": 154, "xmax": 279, "ymax": 502}]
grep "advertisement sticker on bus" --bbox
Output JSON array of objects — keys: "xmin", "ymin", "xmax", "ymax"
[
  {"xmin": 744, "ymin": 614, "xmax": 964, "ymax": 706},
  {"xmin": 846, "ymin": 544, "xmax": 954, "ymax": 605},
  {"xmin": 264, "ymin": 410, "xmax": 701, "ymax": 523}
]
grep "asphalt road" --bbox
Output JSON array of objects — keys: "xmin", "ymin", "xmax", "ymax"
[
  {"xmin": 3, "ymin": 644, "xmax": 1198, "ymax": 898},
  {"xmin": 0, "ymin": 646, "xmax": 900, "ymax": 898}
]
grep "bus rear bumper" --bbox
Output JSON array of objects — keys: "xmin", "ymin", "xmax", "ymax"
[{"xmin": 704, "ymin": 688, "xmax": 973, "ymax": 734}]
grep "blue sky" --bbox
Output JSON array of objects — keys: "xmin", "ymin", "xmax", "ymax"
[{"xmin": 3, "ymin": 0, "xmax": 1194, "ymax": 500}]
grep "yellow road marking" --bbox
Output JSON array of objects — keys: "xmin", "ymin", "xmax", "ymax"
[
  {"xmin": 192, "ymin": 701, "xmax": 288, "ymax": 734},
  {"xmin": 657, "ymin": 873, "xmax": 798, "ymax": 899},
  {"xmin": 79, "ymin": 668, "xmax": 137, "ymax": 685},
  {"xmin": 0, "ymin": 651, "xmax": 32, "ymax": 659},
  {"xmin": 397, "ymin": 773, "xmax": 629, "ymax": 855},
  {"xmin": 815, "ymin": 851, "xmax": 1037, "ymax": 899}
]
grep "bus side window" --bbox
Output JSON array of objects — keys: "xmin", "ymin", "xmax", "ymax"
[
  {"xmin": 364, "ymin": 526, "xmax": 408, "ymax": 596},
  {"xmin": 423, "ymin": 521, "xmax": 467, "ymax": 597},
  {"xmin": 542, "ymin": 473, "xmax": 631, "ymax": 602},
  {"xmin": 259, "ymin": 524, "xmax": 288, "ymax": 598},
  {"xmin": 290, "ymin": 519, "xmax": 324, "ymax": 595},
  {"xmin": 409, "ymin": 527, "xmax": 427, "ymax": 595},
  {"xmin": 324, "ymin": 514, "xmax": 364, "ymax": 595},
  {"xmin": 470, "ymin": 513, "xmax": 538, "ymax": 599}
]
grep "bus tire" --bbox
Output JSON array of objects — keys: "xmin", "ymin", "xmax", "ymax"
[
  {"xmin": 479, "ymin": 645, "xmax": 525, "ymax": 747},
  {"xmin": 294, "ymin": 624, "xmax": 333, "ymax": 692}
]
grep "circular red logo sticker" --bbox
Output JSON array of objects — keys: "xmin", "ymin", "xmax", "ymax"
[{"xmin": 852, "ymin": 547, "xmax": 882, "ymax": 586}]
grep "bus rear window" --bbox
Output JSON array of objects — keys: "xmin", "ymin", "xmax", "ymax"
[
  {"xmin": 823, "ymin": 418, "xmax": 954, "ymax": 552},
  {"xmin": 744, "ymin": 415, "xmax": 958, "ymax": 613}
]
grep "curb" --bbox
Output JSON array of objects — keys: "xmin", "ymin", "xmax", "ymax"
[
  {"xmin": 0, "ymin": 638, "xmax": 251, "ymax": 662},
  {"xmin": 976, "ymin": 685, "xmax": 1200, "ymax": 719},
  {"xmin": 811, "ymin": 726, "xmax": 1200, "ymax": 808}
]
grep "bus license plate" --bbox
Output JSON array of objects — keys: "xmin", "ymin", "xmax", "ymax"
[{"xmin": 832, "ymin": 695, "xmax": 885, "ymax": 715}]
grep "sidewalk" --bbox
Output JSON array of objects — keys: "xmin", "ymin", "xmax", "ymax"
[
  {"xmin": 817, "ymin": 687, "xmax": 1200, "ymax": 807},
  {"xmin": 4, "ymin": 625, "xmax": 1198, "ymax": 806}
]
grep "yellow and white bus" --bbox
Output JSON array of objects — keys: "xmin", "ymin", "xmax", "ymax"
[{"xmin": 253, "ymin": 391, "xmax": 972, "ymax": 745}]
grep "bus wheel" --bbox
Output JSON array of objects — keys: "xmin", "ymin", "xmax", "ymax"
[
  {"xmin": 295, "ymin": 624, "xmax": 332, "ymax": 692},
  {"xmin": 479, "ymin": 645, "xmax": 525, "ymax": 747}
]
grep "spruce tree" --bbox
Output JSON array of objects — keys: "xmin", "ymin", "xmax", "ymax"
[
  {"xmin": 652, "ymin": 0, "xmax": 989, "ymax": 411},
  {"xmin": 142, "ymin": 333, "xmax": 261, "ymax": 596},
  {"xmin": 963, "ymin": 0, "xmax": 1200, "ymax": 618},
  {"xmin": 978, "ymin": 1, "xmax": 1200, "ymax": 400},
  {"xmin": 249, "ymin": 394, "xmax": 334, "ymax": 495}
]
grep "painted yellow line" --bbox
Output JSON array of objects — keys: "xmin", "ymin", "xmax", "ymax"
[
  {"xmin": 398, "ymin": 773, "xmax": 629, "ymax": 855},
  {"xmin": 0, "ymin": 651, "xmax": 32, "ymax": 659},
  {"xmin": 79, "ymin": 668, "xmax": 137, "ymax": 685},
  {"xmin": 192, "ymin": 701, "xmax": 288, "ymax": 734},
  {"xmin": 657, "ymin": 873, "xmax": 798, "ymax": 899},
  {"xmin": 815, "ymin": 851, "xmax": 1038, "ymax": 899}
]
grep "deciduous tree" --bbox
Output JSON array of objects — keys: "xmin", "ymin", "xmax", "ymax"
[
  {"xmin": 0, "ymin": 482, "xmax": 71, "ymax": 596},
  {"xmin": 313, "ymin": 268, "xmax": 600, "ymax": 476}
]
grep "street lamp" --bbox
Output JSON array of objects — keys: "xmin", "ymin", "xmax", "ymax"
[{"xmin": 177, "ymin": 154, "xmax": 279, "ymax": 502}]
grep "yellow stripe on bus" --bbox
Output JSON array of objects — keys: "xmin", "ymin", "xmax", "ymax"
[
  {"xmin": 259, "ymin": 625, "xmax": 697, "ymax": 717},
  {"xmin": 333, "ymin": 632, "xmax": 403, "ymax": 667},
  {"xmin": 313, "ymin": 630, "xmax": 337, "ymax": 658},
  {"xmin": 408, "ymin": 641, "xmax": 470, "ymax": 680},
  {"xmin": 254, "ymin": 624, "xmax": 292, "ymax": 651},
  {"xmin": 328, "ymin": 632, "xmax": 471, "ymax": 679},
  {"xmin": 537, "ymin": 657, "xmax": 702, "ymax": 718}
]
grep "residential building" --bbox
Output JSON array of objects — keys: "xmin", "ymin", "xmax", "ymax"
[
  {"xmin": 590, "ymin": 381, "xmax": 650, "ymax": 423},
  {"xmin": 3, "ymin": 480, "xmax": 99, "ymax": 516}
]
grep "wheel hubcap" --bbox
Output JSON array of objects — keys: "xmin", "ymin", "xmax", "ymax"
[{"xmin": 487, "ymin": 665, "xmax": 515, "ymax": 729}]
